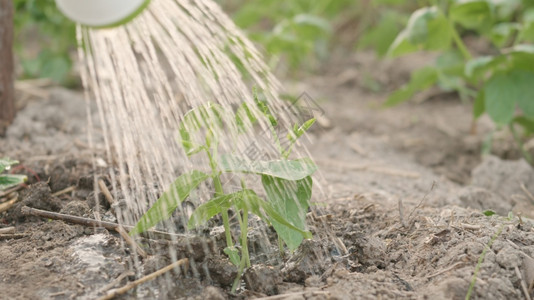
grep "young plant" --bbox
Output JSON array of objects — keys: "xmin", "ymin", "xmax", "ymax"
[
  {"xmin": 130, "ymin": 99, "xmax": 317, "ymax": 291},
  {"xmin": 0, "ymin": 158, "xmax": 27, "ymax": 190},
  {"xmin": 384, "ymin": 0, "xmax": 534, "ymax": 163}
]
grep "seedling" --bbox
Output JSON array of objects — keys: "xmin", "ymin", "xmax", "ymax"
[
  {"xmin": 385, "ymin": 0, "xmax": 534, "ymax": 163},
  {"xmin": 0, "ymin": 158, "xmax": 27, "ymax": 191},
  {"xmin": 130, "ymin": 95, "xmax": 317, "ymax": 291}
]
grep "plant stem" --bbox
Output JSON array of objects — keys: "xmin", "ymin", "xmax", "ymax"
[
  {"xmin": 232, "ymin": 207, "xmax": 250, "ymax": 293},
  {"xmin": 268, "ymin": 124, "xmax": 283, "ymax": 155},
  {"xmin": 207, "ymin": 148, "xmax": 234, "ymax": 249},
  {"xmin": 278, "ymin": 236, "xmax": 285, "ymax": 257},
  {"xmin": 214, "ymin": 176, "xmax": 233, "ymax": 249},
  {"xmin": 241, "ymin": 208, "xmax": 250, "ymax": 268},
  {"xmin": 442, "ymin": 7, "xmax": 472, "ymax": 61},
  {"xmin": 212, "ymin": 173, "xmax": 224, "ymax": 196}
]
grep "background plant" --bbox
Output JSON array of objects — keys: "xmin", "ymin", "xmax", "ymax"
[
  {"xmin": 384, "ymin": 0, "xmax": 534, "ymax": 163},
  {"xmin": 0, "ymin": 158, "xmax": 27, "ymax": 190},
  {"xmin": 219, "ymin": 0, "xmax": 414, "ymax": 72},
  {"xmin": 129, "ymin": 98, "xmax": 317, "ymax": 291},
  {"xmin": 13, "ymin": 0, "xmax": 413, "ymax": 80},
  {"xmin": 14, "ymin": 0, "xmax": 76, "ymax": 85}
]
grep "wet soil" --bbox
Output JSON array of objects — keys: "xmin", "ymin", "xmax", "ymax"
[{"xmin": 1, "ymin": 52, "xmax": 534, "ymax": 299}]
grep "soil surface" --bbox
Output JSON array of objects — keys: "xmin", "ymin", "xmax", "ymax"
[{"xmin": 2, "ymin": 52, "xmax": 534, "ymax": 300}]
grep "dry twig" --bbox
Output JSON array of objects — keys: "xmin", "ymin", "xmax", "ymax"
[
  {"xmin": 115, "ymin": 226, "xmax": 147, "ymax": 258},
  {"xmin": 0, "ymin": 233, "xmax": 27, "ymax": 240},
  {"xmin": 515, "ymin": 266, "xmax": 532, "ymax": 300},
  {"xmin": 254, "ymin": 291, "xmax": 331, "ymax": 300},
  {"xmin": 0, "ymin": 196, "xmax": 18, "ymax": 213},
  {"xmin": 22, "ymin": 206, "xmax": 146, "ymax": 257},
  {"xmin": 20, "ymin": 206, "xmax": 180, "ymax": 240},
  {"xmin": 98, "ymin": 258, "xmax": 189, "ymax": 300},
  {"xmin": 0, "ymin": 227, "xmax": 15, "ymax": 234},
  {"xmin": 51, "ymin": 186, "xmax": 76, "ymax": 197},
  {"xmin": 98, "ymin": 271, "xmax": 135, "ymax": 295},
  {"xmin": 98, "ymin": 179, "xmax": 115, "ymax": 206},
  {"xmin": 0, "ymin": 185, "xmax": 24, "ymax": 198}
]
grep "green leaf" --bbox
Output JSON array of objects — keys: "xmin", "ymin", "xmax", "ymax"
[
  {"xmin": 435, "ymin": 50, "xmax": 465, "ymax": 75},
  {"xmin": 179, "ymin": 126, "xmax": 204, "ymax": 156},
  {"xmin": 511, "ymin": 44, "xmax": 534, "ymax": 54},
  {"xmin": 238, "ymin": 189, "xmax": 312, "ymax": 240},
  {"xmin": 483, "ymin": 210, "xmax": 496, "ymax": 216},
  {"xmin": 181, "ymin": 103, "xmax": 225, "ymax": 133},
  {"xmin": 473, "ymin": 91, "xmax": 485, "ymax": 119},
  {"xmin": 0, "ymin": 175, "xmax": 27, "ymax": 190},
  {"xmin": 40, "ymin": 55, "xmax": 71, "ymax": 83},
  {"xmin": 187, "ymin": 192, "xmax": 236, "ymax": 228},
  {"xmin": 288, "ymin": 118, "xmax": 316, "ymax": 143},
  {"xmin": 520, "ymin": 8, "xmax": 534, "ymax": 42},
  {"xmin": 490, "ymin": 23, "xmax": 520, "ymax": 47},
  {"xmin": 262, "ymin": 175, "xmax": 312, "ymax": 251},
  {"xmin": 387, "ymin": 31, "xmax": 419, "ymax": 57},
  {"xmin": 508, "ymin": 46, "xmax": 534, "ymax": 72},
  {"xmin": 254, "ymin": 89, "xmax": 278, "ymax": 127},
  {"xmin": 513, "ymin": 116, "xmax": 534, "ymax": 135},
  {"xmin": 292, "ymin": 14, "xmax": 332, "ymax": 34},
  {"xmin": 465, "ymin": 56, "xmax": 496, "ymax": 80},
  {"xmin": 483, "ymin": 70, "xmax": 534, "ymax": 125},
  {"xmin": 0, "ymin": 158, "xmax": 19, "ymax": 174},
  {"xmin": 492, "ymin": 0, "xmax": 520, "ymax": 20},
  {"xmin": 220, "ymin": 155, "xmax": 317, "ymax": 181},
  {"xmin": 130, "ymin": 171, "xmax": 209, "ymax": 235},
  {"xmin": 384, "ymin": 66, "xmax": 439, "ymax": 106},
  {"xmin": 387, "ymin": 6, "xmax": 452, "ymax": 57},
  {"xmin": 235, "ymin": 102, "xmax": 258, "ymax": 133},
  {"xmin": 449, "ymin": 0, "xmax": 493, "ymax": 30},
  {"xmin": 224, "ymin": 247, "xmax": 241, "ymax": 266},
  {"xmin": 358, "ymin": 10, "xmax": 406, "ymax": 56},
  {"xmin": 0, "ymin": 158, "xmax": 26, "ymax": 192},
  {"xmin": 515, "ymin": 73, "xmax": 534, "ymax": 117}
]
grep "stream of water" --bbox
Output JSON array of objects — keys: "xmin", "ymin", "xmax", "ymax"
[{"xmin": 76, "ymin": 0, "xmax": 328, "ymax": 293}]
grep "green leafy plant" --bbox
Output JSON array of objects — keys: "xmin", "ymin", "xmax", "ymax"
[
  {"xmin": 0, "ymin": 158, "xmax": 27, "ymax": 190},
  {"xmin": 14, "ymin": 0, "xmax": 76, "ymax": 84},
  {"xmin": 221, "ymin": 0, "xmax": 366, "ymax": 70},
  {"xmin": 384, "ymin": 0, "xmax": 534, "ymax": 163},
  {"xmin": 130, "ymin": 96, "xmax": 317, "ymax": 291}
]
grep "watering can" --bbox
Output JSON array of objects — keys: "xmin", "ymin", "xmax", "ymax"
[{"xmin": 55, "ymin": 0, "xmax": 150, "ymax": 27}]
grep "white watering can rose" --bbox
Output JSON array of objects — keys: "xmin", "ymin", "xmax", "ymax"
[{"xmin": 55, "ymin": 0, "xmax": 150, "ymax": 28}]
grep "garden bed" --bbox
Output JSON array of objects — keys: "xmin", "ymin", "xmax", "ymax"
[{"xmin": 1, "ymin": 53, "xmax": 533, "ymax": 299}]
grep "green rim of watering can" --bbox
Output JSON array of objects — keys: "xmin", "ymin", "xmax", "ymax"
[{"xmin": 85, "ymin": 0, "xmax": 152, "ymax": 29}]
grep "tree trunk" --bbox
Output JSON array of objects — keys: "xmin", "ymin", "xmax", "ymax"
[{"xmin": 0, "ymin": 0, "xmax": 14, "ymax": 136}]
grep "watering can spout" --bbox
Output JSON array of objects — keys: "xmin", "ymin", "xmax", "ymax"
[{"xmin": 55, "ymin": 0, "xmax": 151, "ymax": 28}]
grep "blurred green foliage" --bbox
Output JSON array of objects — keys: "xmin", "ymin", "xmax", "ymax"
[
  {"xmin": 13, "ymin": 0, "xmax": 413, "ymax": 81},
  {"xmin": 14, "ymin": 0, "xmax": 76, "ymax": 84},
  {"xmin": 385, "ymin": 0, "xmax": 534, "ymax": 162},
  {"xmin": 220, "ymin": 0, "xmax": 415, "ymax": 71}
]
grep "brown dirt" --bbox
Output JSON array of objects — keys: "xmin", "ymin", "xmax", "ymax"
[{"xmin": 1, "ymin": 52, "xmax": 534, "ymax": 299}]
